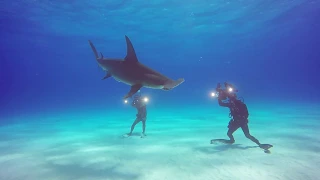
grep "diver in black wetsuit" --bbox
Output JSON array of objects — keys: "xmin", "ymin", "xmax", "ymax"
[
  {"xmin": 124, "ymin": 93, "xmax": 147, "ymax": 137},
  {"xmin": 218, "ymin": 94, "xmax": 261, "ymax": 145},
  {"xmin": 211, "ymin": 82, "xmax": 272, "ymax": 151}
]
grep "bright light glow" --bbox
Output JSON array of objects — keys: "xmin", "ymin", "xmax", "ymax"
[
  {"xmin": 124, "ymin": 100, "xmax": 128, "ymax": 104},
  {"xmin": 211, "ymin": 92, "xmax": 216, "ymax": 97},
  {"xmin": 143, "ymin": 97, "xmax": 149, "ymax": 102},
  {"xmin": 228, "ymin": 87, "xmax": 233, "ymax": 92}
]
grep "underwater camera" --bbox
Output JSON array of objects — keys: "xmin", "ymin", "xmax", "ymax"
[
  {"xmin": 210, "ymin": 82, "xmax": 238, "ymax": 100},
  {"xmin": 124, "ymin": 95, "xmax": 149, "ymax": 104}
]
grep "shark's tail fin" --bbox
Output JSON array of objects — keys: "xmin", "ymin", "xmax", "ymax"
[
  {"xmin": 88, "ymin": 40, "xmax": 100, "ymax": 59},
  {"xmin": 163, "ymin": 78, "xmax": 185, "ymax": 90}
]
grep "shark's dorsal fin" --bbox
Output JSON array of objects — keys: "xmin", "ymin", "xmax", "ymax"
[{"xmin": 124, "ymin": 35, "xmax": 138, "ymax": 63}]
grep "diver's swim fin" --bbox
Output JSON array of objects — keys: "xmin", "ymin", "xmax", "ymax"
[
  {"xmin": 122, "ymin": 133, "xmax": 131, "ymax": 138},
  {"xmin": 140, "ymin": 133, "xmax": 146, "ymax": 138},
  {"xmin": 210, "ymin": 139, "xmax": 232, "ymax": 144},
  {"xmin": 259, "ymin": 144, "xmax": 273, "ymax": 150}
]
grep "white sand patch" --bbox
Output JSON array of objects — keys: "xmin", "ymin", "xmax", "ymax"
[
  {"xmin": 0, "ymin": 153, "xmax": 26, "ymax": 162},
  {"xmin": 0, "ymin": 104, "xmax": 319, "ymax": 180}
]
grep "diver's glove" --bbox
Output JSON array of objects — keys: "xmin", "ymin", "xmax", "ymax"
[
  {"xmin": 216, "ymin": 83, "xmax": 226, "ymax": 101},
  {"xmin": 216, "ymin": 83, "xmax": 221, "ymax": 92}
]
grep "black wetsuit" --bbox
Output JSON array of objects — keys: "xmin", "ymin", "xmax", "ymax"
[
  {"xmin": 129, "ymin": 99, "xmax": 147, "ymax": 134},
  {"xmin": 218, "ymin": 98, "xmax": 261, "ymax": 146}
]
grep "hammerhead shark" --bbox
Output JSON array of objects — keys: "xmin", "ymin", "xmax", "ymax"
[{"xmin": 88, "ymin": 35, "xmax": 185, "ymax": 99}]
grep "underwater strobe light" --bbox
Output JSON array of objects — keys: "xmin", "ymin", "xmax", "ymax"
[
  {"xmin": 123, "ymin": 96, "xmax": 150, "ymax": 104},
  {"xmin": 210, "ymin": 82, "xmax": 238, "ymax": 100},
  {"xmin": 210, "ymin": 92, "xmax": 217, "ymax": 98}
]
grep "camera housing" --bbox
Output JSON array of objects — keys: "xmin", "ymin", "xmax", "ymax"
[
  {"xmin": 124, "ymin": 94, "xmax": 149, "ymax": 105},
  {"xmin": 215, "ymin": 82, "xmax": 238, "ymax": 100}
]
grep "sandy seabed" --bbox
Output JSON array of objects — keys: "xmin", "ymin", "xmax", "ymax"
[{"xmin": 0, "ymin": 105, "xmax": 319, "ymax": 180}]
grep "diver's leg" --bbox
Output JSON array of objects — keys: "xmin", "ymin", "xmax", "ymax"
[
  {"xmin": 226, "ymin": 120, "xmax": 240, "ymax": 144},
  {"xmin": 241, "ymin": 123, "xmax": 261, "ymax": 146},
  {"xmin": 211, "ymin": 120, "xmax": 240, "ymax": 144},
  {"xmin": 142, "ymin": 118, "xmax": 146, "ymax": 134},
  {"xmin": 128, "ymin": 118, "xmax": 140, "ymax": 135},
  {"xmin": 241, "ymin": 123, "xmax": 274, "ymax": 150},
  {"xmin": 140, "ymin": 118, "xmax": 147, "ymax": 138}
]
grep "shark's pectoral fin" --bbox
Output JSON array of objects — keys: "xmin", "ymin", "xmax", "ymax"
[
  {"xmin": 163, "ymin": 78, "xmax": 185, "ymax": 90},
  {"xmin": 123, "ymin": 84, "xmax": 142, "ymax": 99},
  {"xmin": 124, "ymin": 36, "xmax": 139, "ymax": 63},
  {"xmin": 102, "ymin": 72, "xmax": 112, "ymax": 80}
]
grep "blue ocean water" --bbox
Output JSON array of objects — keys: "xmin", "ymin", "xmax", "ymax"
[{"xmin": 0, "ymin": 1, "xmax": 320, "ymax": 180}]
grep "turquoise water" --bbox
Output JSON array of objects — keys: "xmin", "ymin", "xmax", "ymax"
[
  {"xmin": 1, "ymin": 103, "xmax": 319, "ymax": 179},
  {"xmin": 1, "ymin": 1, "xmax": 320, "ymax": 179}
]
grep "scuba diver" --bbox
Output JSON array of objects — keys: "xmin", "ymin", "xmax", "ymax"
[
  {"xmin": 211, "ymin": 82, "xmax": 273, "ymax": 152},
  {"xmin": 123, "ymin": 92, "xmax": 148, "ymax": 138}
]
